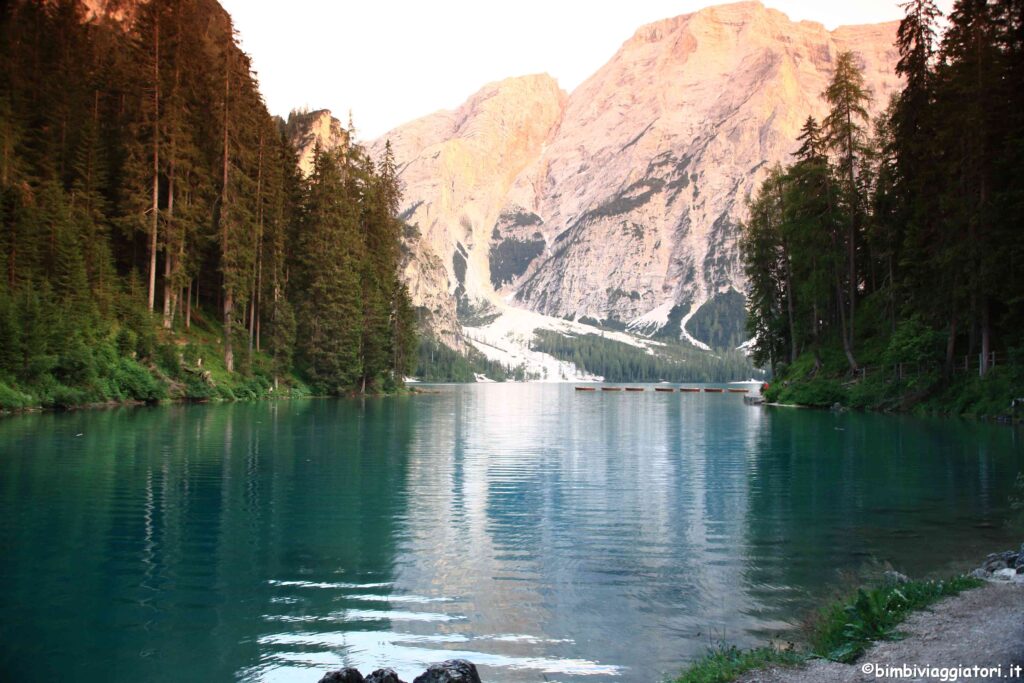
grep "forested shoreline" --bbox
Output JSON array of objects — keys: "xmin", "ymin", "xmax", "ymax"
[
  {"xmin": 743, "ymin": 0, "xmax": 1023, "ymax": 416},
  {"xmin": 0, "ymin": 0, "xmax": 416, "ymax": 411}
]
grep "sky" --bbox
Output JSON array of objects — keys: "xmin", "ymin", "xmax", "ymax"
[{"xmin": 221, "ymin": 0, "xmax": 953, "ymax": 141}]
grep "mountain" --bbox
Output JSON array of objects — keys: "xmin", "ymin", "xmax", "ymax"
[{"xmin": 358, "ymin": 1, "xmax": 899, "ymax": 353}]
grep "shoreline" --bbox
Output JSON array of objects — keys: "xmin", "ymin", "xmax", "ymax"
[
  {"xmin": 673, "ymin": 548, "xmax": 1024, "ymax": 683},
  {"xmin": 0, "ymin": 386, "xmax": 423, "ymax": 419}
]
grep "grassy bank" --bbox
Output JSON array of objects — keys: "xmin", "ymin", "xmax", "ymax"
[
  {"xmin": 761, "ymin": 298, "xmax": 1023, "ymax": 420},
  {"xmin": 673, "ymin": 575, "xmax": 982, "ymax": 683},
  {"xmin": 0, "ymin": 305, "xmax": 315, "ymax": 414}
]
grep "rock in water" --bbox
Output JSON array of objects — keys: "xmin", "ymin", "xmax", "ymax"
[
  {"xmin": 319, "ymin": 669, "xmax": 365, "ymax": 683},
  {"xmin": 366, "ymin": 669, "xmax": 405, "ymax": 683},
  {"xmin": 412, "ymin": 660, "xmax": 482, "ymax": 683}
]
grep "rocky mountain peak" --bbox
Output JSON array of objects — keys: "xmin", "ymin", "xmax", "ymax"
[
  {"xmin": 284, "ymin": 109, "xmax": 348, "ymax": 178},
  {"xmin": 362, "ymin": 2, "xmax": 901, "ymax": 357}
]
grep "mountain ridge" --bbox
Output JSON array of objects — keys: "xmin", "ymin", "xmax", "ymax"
[{"xmin": 294, "ymin": 1, "xmax": 901, "ymax": 359}]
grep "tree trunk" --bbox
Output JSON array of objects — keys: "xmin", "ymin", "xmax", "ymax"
[
  {"xmin": 980, "ymin": 297, "xmax": 990, "ymax": 377},
  {"xmin": 147, "ymin": 15, "xmax": 160, "ymax": 312},
  {"xmin": 162, "ymin": 42, "xmax": 181, "ymax": 329},
  {"xmin": 221, "ymin": 51, "xmax": 233, "ymax": 372},
  {"xmin": 162, "ymin": 134, "xmax": 175, "ymax": 329},
  {"xmin": 845, "ymin": 106, "xmax": 857, "ymax": 357},
  {"xmin": 185, "ymin": 280, "xmax": 191, "ymax": 330},
  {"xmin": 944, "ymin": 312, "xmax": 957, "ymax": 377},
  {"xmin": 249, "ymin": 133, "xmax": 264, "ymax": 355},
  {"xmin": 784, "ymin": 252, "xmax": 797, "ymax": 365}
]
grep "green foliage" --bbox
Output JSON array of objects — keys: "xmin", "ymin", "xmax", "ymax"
[
  {"xmin": 532, "ymin": 330, "xmax": 763, "ymax": 382},
  {"xmin": 415, "ymin": 337, "xmax": 528, "ymax": 383},
  {"xmin": 0, "ymin": 381, "xmax": 33, "ymax": 411},
  {"xmin": 0, "ymin": 1, "xmax": 414, "ymax": 410},
  {"xmin": 766, "ymin": 377, "xmax": 846, "ymax": 407},
  {"xmin": 686, "ymin": 290, "xmax": 748, "ymax": 350},
  {"xmin": 882, "ymin": 317, "xmax": 944, "ymax": 366},
  {"xmin": 918, "ymin": 362, "xmax": 1024, "ymax": 417},
  {"xmin": 671, "ymin": 646, "xmax": 804, "ymax": 683},
  {"xmin": 809, "ymin": 576, "xmax": 982, "ymax": 663},
  {"xmin": 743, "ymin": 1, "xmax": 1024, "ymax": 413}
]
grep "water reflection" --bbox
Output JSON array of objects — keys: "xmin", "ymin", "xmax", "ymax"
[{"xmin": 0, "ymin": 388, "xmax": 1020, "ymax": 682}]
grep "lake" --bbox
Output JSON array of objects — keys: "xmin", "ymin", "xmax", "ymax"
[{"xmin": 1, "ymin": 384, "xmax": 1021, "ymax": 682}]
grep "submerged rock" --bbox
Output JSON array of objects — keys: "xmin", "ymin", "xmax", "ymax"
[
  {"xmin": 411, "ymin": 660, "xmax": 482, "ymax": 683},
  {"xmin": 366, "ymin": 669, "xmax": 405, "ymax": 683},
  {"xmin": 319, "ymin": 669, "xmax": 365, "ymax": 683}
]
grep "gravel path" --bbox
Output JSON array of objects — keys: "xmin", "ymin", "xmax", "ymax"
[{"xmin": 737, "ymin": 582, "xmax": 1024, "ymax": 683}]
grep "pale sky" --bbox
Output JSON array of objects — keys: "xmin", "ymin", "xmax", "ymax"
[{"xmin": 221, "ymin": 0, "xmax": 953, "ymax": 141}]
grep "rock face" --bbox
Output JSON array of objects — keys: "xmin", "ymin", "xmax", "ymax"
[
  {"xmin": 364, "ymin": 0, "xmax": 900, "ymax": 347},
  {"xmin": 371, "ymin": 74, "xmax": 567, "ymax": 348},
  {"xmin": 285, "ymin": 109, "xmax": 349, "ymax": 178}
]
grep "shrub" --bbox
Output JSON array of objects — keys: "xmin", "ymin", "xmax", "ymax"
[
  {"xmin": 0, "ymin": 381, "xmax": 34, "ymax": 410},
  {"xmin": 809, "ymin": 576, "xmax": 982, "ymax": 663}
]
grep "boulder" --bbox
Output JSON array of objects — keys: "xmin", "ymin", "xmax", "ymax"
[
  {"xmin": 970, "ymin": 568, "xmax": 991, "ymax": 580},
  {"xmin": 982, "ymin": 550, "xmax": 1019, "ymax": 572},
  {"xmin": 319, "ymin": 669, "xmax": 365, "ymax": 683},
  {"xmin": 412, "ymin": 660, "xmax": 482, "ymax": 683},
  {"xmin": 366, "ymin": 669, "xmax": 405, "ymax": 683},
  {"xmin": 883, "ymin": 570, "xmax": 910, "ymax": 585}
]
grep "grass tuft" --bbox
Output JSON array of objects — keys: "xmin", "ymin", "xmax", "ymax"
[{"xmin": 672, "ymin": 645, "xmax": 804, "ymax": 683}]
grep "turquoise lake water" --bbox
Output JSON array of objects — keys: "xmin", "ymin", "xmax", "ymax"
[{"xmin": 1, "ymin": 384, "xmax": 1021, "ymax": 682}]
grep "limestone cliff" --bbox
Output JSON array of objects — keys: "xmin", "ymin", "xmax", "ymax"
[
  {"xmin": 366, "ymin": 0, "xmax": 900, "ymax": 349},
  {"xmin": 284, "ymin": 109, "xmax": 348, "ymax": 178},
  {"xmin": 369, "ymin": 74, "xmax": 567, "ymax": 348}
]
